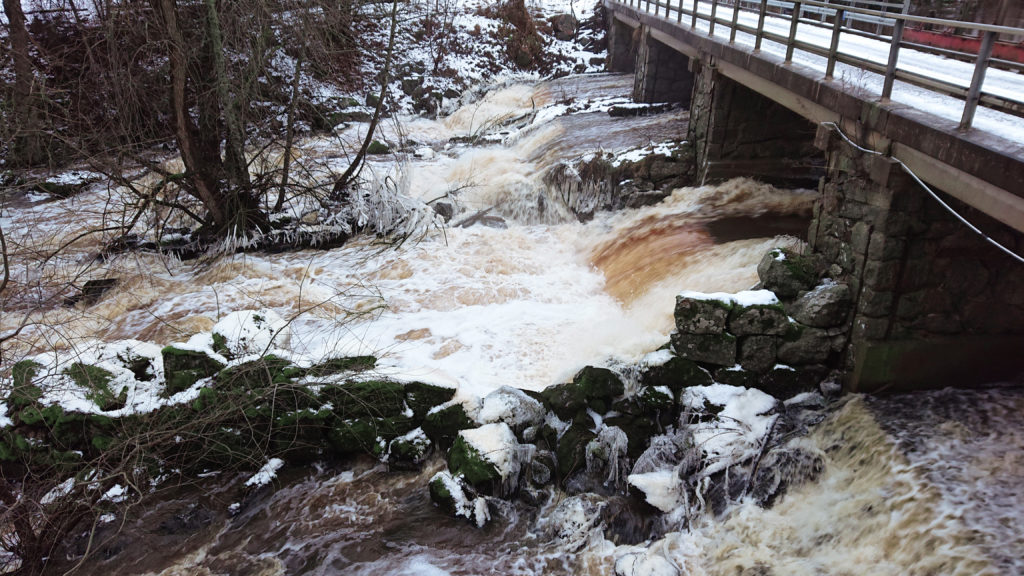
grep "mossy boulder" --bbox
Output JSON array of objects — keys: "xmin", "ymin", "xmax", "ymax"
[
  {"xmin": 670, "ymin": 332, "xmax": 737, "ymax": 366},
  {"xmin": 366, "ymin": 140, "xmax": 390, "ymax": 155},
  {"xmin": 478, "ymin": 386, "xmax": 545, "ymax": 435},
  {"xmin": 64, "ymin": 363, "xmax": 125, "ymax": 411},
  {"xmin": 305, "ymin": 355, "xmax": 377, "ymax": 378},
  {"xmin": 218, "ymin": 355, "xmax": 300, "ymax": 389},
  {"xmin": 327, "ymin": 416, "xmax": 414, "ymax": 456},
  {"xmin": 638, "ymin": 386, "xmax": 674, "ymax": 412},
  {"xmin": 448, "ymin": 423, "xmax": 522, "ymax": 496},
  {"xmin": 757, "ymin": 248, "xmax": 824, "ymax": 299},
  {"xmin": 541, "ymin": 366, "xmax": 625, "ymax": 420},
  {"xmin": 640, "ymin": 355, "xmax": 713, "ymax": 394},
  {"xmin": 323, "ymin": 380, "xmax": 406, "ymax": 420},
  {"xmin": 405, "ymin": 381, "xmax": 457, "ymax": 420},
  {"xmin": 10, "ymin": 360, "xmax": 43, "ymax": 410},
  {"xmin": 162, "ymin": 346, "xmax": 226, "ymax": 396},
  {"xmin": 429, "ymin": 471, "xmax": 490, "ymax": 527},
  {"xmin": 555, "ymin": 424, "xmax": 597, "ymax": 481},
  {"xmin": 386, "ymin": 428, "xmax": 432, "ymax": 470},
  {"xmin": 422, "ymin": 402, "xmax": 475, "ymax": 446}
]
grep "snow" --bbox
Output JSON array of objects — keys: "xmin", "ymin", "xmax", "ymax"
[
  {"xmin": 682, "ymin": 384, "xmax": 778, "ymax": 475},
  {"xmin": 458, "ymin": 423, "xmax": 520, "ymax": 480},
  {"xmin": 677, "ymin": 289, "xmax": 780, "ymax": 307},
  {"xmin": 653, "ymin": 0, "xmax": 1024, "ymax": 145},
  {"xmin": 245, "ymin": 458, "xmax": 285, "ymax": 488},
  {"xmin": 432, "ymin": 470, "xmax": 490, "ymax": 528},
  {"xmin": 212, "ymin": 309, "xmax": 292, "ymax": 357},
  {"xmin": 628, "ymin": 470, "xmax": 684, "ymax": 513}
]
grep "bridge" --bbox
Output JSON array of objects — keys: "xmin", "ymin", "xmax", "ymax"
[{"xmin": 603, "ymin": 0, "xmax": 1024, "ymax": 392}]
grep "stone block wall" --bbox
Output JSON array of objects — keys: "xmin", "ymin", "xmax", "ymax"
[
  {"xmin": 810, "ymin": 124, "xmax": 1024, "ymax": 390},
  {"xmin": 631, "ymin": 28, "xmax": 694, "ymax": 106},
  {"xmin": 686, "ymin": 60, "xmax": 821, "ymax": 187}
]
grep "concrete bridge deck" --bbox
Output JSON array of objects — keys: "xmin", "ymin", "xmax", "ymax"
[{"xmin": 606, "ymin": 0, "xmax": 1024, "ymax": 233}]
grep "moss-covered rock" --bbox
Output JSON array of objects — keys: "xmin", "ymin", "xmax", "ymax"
[
  {"xmin": 162, "ymin": 346, "xmax": 226, "ymax": 396},
  {"xmin": 386, "ymin": 428, "xmax": 432, "ymax": 470},
  {"xmin": 429, "ymin": 470, "xmax": 490, "ymax": 527},
  {"xmin": 757, "ymin": 248, "xmax": 823, "ymax": 299},
  {"xmin": 555, "ymin": 424, "xmax": 597, "ymax": 481},
  {"xmin": 640, "ymin": 355, "xmax": 713, "ymax": 394},
  {"xmin": 448, "ymin": 434, "xmax": 502, "ymax": 490},
  {"xmin": 422, "ymin": 403, "xmax": 475, "ymax": 446},
  {"xmin": 327, "ymin": 415, "xmax": 414, "ymax": 456},
  {"xmin": 218, "ymin": 355, "xmax": 299, "ymax": 389},
  {"xmin": 305, "ymin": 355, "xmax": 377, "ymax": 378},
  {"xmin": 323, "ymin": 380, "xmax": 406, "ymax": 420},
  {"xmin": 541, "ymin": 366, "xmax": 624, "ymax": 420},
  {"xmin": 405, "ymin": 381, "xmax": 457, "ymax": 420},
  {"xmin": 638, "ymin": 386, "xmax": 674, "ymax": 412},
  {"xmin": 10, "ymin": 360, "xmax": 43, "ymax": 410},
  {"xmin": 712, "ymin": 366, "xmax": 759, "ymax": 388},
  {"xmin": 366, "ymin": 140, "xmax": 390, "ymax": 154},
  {"xmin": 64, "ymin": 363, "xmax": 125, "ymax": 411}
]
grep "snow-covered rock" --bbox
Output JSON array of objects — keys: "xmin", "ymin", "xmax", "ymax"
[{"xmin": 212, "ymin": 309, "xmax": 291, "ymax": 358}]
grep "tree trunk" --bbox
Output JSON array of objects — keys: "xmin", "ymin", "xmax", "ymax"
[{"xmin": 2, "ymin": 0, "xmax": 45, "ymax": 165}]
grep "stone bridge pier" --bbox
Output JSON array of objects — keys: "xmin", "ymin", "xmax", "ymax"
[{"xmin": 608, "ymin": 14, "xmax": 1024, "ymax": 392}]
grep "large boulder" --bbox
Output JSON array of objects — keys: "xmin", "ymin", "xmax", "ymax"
[
  {"xmin": 756, "ymin": 248, "xmax": 824, "ymax": 299},
  {"xmin": 448, "ymin": 423, "xmax": 524, "ymax": 495},
  {"xmin": 404, "ymin": 381, "xmax": 456, "ymax": 419},
  {"xmin": 422, "ymin": 402, "xmax": 476, "ymax": 446},
  {"xmin": 548, "ymin": 13, "xmax": 578, "ymax": 41},
  {"xmin": 788, "ymin": 282, "xmax": 853, "ymax": 328},
  {"xmin": 541, "ymin": 366, "xmax": 624, "ymax": 420},
  {"xmin": 478, "ymin": 386, "xmax": 545, "ymax": 435}
]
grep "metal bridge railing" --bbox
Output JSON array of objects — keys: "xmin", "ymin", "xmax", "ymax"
[{"xmin": 618, "ymin": 0, "xmax": 1024, "ymax": 130}]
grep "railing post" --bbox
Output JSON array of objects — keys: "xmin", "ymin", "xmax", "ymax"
[
  {"xmin": 678, "ymin": 0, "xmax": 684, "ymax": 22},
  {"xmin": 692, "ymin": 0, "xmax": 699, "ymax": 28},
  {"xmin": 881, "ymin": 18, "xmax": 905, "ymax": 101},
  {"xmin": 709, "ymin": 0, "xmax": 719, "ymax": 36},
  {"xmin": 785, "ymin": 1, "xmax": 802, "ymax": 63},
  {"xmin": 960, "ymin": 30, "xmax": 996, "ymax": 130},
  {"xmin": 754, "ymin": 0, "xmax": 767, "ymax": 50},
  {"xmin": 730, "ymin": 0, "xmax": 741, "ymax": 43},
  {"xmin": 825, "ymin": 8, "xmax": 844, "ymax": 79}
]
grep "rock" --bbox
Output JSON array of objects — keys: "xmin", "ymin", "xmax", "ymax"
[
  {"xmin": 760, "ymin": 364, "xmax": 827, "ymax": 399},
  {"xmin": 640, "ymin": 352, "xmax": 714, "ymax": 393},
  {"xmin": 422, "ymin": 402, "xmax": 475, "ymax": 446},
  {"xmin": 585, "ymin": 426, "xmax": 630, "ymax": 489},
  {"xmin": 738, "ymin": 335, "xmax": 778, "ymax": 373},
  {"xmin": 448, "ymin": 423, "xmax": 523, "ymax": 495},
  {"xmin": 608, "ymin": 103, "xmax": 673, "ymax": 118},
  {"xmin": 541, "ymin": 366, "xmax": 625, "ymax": 420},
  {"xmin": 777, "ymin": 327, "xmax": 831, "ymax": 365},
  {"xmin": 366, "ymin": 140, "xmax": 390, "ymax": 155},
  {"xmin": 548, "ymin": 13, "xmax": 578, "ymax": 41},
  {"xmin": 674, "ymin": 295, "xmax": 732, "ymax": 334},
  {"xmin": 63, "ymin": 363, "xmax": 125, "ymax": 411},
  {"xmin": 638, "ymin": 386, "xmax": 674, "ymax": 412},
  {"xmin": 80, "ymin": 278, "xmax": 118, "ymax": 306},
  {"xmin": 429, "ymin": 471, "xmax": 490, "ymax": 527},
  {"xmin": 326, "ymin": 380, "xmax": 406, "ymax": 419},
  {"xmin": 212, "ymin": 309, "xmax": 291, "ymax": 359},
  {"xmin": 327, "ymin": 416, "xmax": 413, "ymax": 455},
  {"xmin": 756, "ymin": 248, "xmax": 822, "ymax": 299},
  {"xmin": 712, "ymin": 366, "xmax": 758, "ymax": 388},
  {"xmin": 386, "ymin": 428, "xmax": 432, "ymax": 470},
  {"xmin": 161, "ymin": 346, "xmax": 226, "ymax": 396},
  {"xmin": 556, "ymin": 424, "xmax": 597, "ymax": 482},
  {"xmin": 432, "ymin": 201, "xmax": 454, "ymax": 222},
  {"xmin": 748, "ymin": 447, "xmax": 825, "ymax": 507},
  {"xmin": 305, "ymin": 355, "xmax": 377, "ymax": 378},
  {"xmin": 218, "ymin": 354, "xmax": 299, "ymax": 389},
  {"xmin": 670, "ymin": 332, "xmax": 737, "ymax": 366},
  {"xmin": 404, "ymin": 381, "xmax": 457, "ymax": 420},
  {"xmin": 728, "ymin": 303, "xmax": 790, "ymax": 336},
  {"xmin": 478, "ymin": 386, "xmax": 546, "ymax": 435},
  {"xmin": 788, "ymin": 282, "xmax": 853, "ymax": 328}
]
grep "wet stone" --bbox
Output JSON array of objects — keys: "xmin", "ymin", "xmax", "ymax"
[
  {"xmin": 788, "ymin": 283, "xmax": 852, "ymax": 328},
  {"xmin": 674, "ymin": 296, "xmax": 732, "ymax": 334},
  {"xmin": 739, "ymin": 335, "xmax": 778, "ymax": 373},
  {"xmin": 777, "ymin": 327, "xmax": 832, "ymax": 365},
  {"xmin": 728, "ymin": 304, "xmax": 790, "ymax": 336},
  {"xmin": 670, "ymin": 332, "xmax": 737, "ymax": 366}
]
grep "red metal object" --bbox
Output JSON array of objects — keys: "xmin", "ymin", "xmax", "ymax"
[{"xmin": 904, "ymin": 26, "xmax": 1024, "ymax": 64}]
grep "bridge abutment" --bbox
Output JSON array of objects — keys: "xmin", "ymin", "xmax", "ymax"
[
  {"xmin": 813, "ymin": 125, "xmax": 1024, "ymax": 391},
  {"xmin": 632, "ymin": 27, "xmax": 693, "ymax": 105}
]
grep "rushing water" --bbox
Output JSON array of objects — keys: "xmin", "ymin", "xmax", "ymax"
[{"xmin": 6, "ymin": 74, "xmax": 1024, "ymax": 575}]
